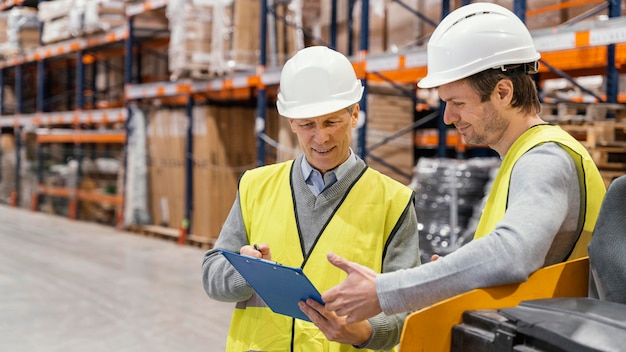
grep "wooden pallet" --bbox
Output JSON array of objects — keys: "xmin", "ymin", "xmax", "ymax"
[
  {"xmin": 560, "ymin": 121, "xmax": 626, "ymax": 149},
  {"xmin": 590, "ymin": 146, "xmax": 626, "ymax": 169},
  {"xmin": 600, "ymin": 170, "xmax": 626, "ymax": 189},
  {"xmin": 593, "ymin": 120, "xmax": 626, "ymax": 147},
  {"xmin": 127, "ymin": 224, "xmax": 216, "ymax": 250},
  {"xmin": 543, "ymin": 102, "xmax": 626, "ymax": 124}
]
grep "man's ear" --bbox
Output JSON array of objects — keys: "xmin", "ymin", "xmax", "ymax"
[
  {"xmin": 495, "ymin": 79, "xmax": 514, "ymax": 105},
  {"xmin": 288, "ymin": 118, "xmax": 297, "ymax": 132},
  {"xmin": 352, "ymin": 104, "xmax": 360, "ymax": 127}
]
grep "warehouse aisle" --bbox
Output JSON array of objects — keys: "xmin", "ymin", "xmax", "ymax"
[{"xmin": 0, "ymin": 206, "xmax": 232, "ymax": 352}]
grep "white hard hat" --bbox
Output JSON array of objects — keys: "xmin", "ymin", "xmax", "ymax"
[
  {"xmin": 277, "ymin": 46, "xmax": 364, "ymax": 119},
  {"xmin": 418, "ymin": 2, "xmax": 541, "ymax": 89}
]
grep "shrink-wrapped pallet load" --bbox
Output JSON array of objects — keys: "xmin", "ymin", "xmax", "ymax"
[
  {"xmin": 166, "ymin": 0, "xmax": 302, "ymax": 79},
  {"xmin": 38, "ymin": 0, "xmax": 81, "ymax": 44},
  {"xmin": 0, "ymin": 7, "xmax": 39, "ymax": 57},
  {"xmin": 84, "ymin": 0, "xmax": 126, "ymax": 34}
]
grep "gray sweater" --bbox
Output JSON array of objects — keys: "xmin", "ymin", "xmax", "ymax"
[
  {"xmin": 202, "ymin": 155, "xmax": 420, "ymax": 350},
  {"xmin": 377, "ymin": 143, "xmax": 582, "ymax": 315}
]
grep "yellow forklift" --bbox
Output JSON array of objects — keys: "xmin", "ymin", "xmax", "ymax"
[{"xmin": 399, "ymin": 175, "xmax": 626, "ymax": 352}]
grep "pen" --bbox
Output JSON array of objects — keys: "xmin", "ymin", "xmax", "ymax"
[{"xmin": 253, "ymin": 244, "xmax": 260, "ymax": 252}]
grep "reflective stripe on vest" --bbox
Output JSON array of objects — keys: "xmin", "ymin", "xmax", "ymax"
[
  {"xmin": 474, "ymin": 124, "xmax": 605, "ymax": 260},
  {"xmin": 227, "ymin": 160, "xmax": 413, "ymax": 352}
]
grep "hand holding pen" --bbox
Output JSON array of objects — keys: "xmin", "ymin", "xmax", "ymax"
[{"xmin": 240, "ymin": 242, "xmax": 272, "ymax": 260}]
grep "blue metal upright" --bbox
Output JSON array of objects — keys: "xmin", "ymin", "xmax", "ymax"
[
  {"xmin": 32, "ymin": 0, "xmax": 48, "ymax": 212},
  {"xmin": 437, "ymin": 0, "xmax": 451, "ymax": 158},
  {"xmin": 513, "ymin": 0, "xmax": 527, "ymax": 22},
  {"xmin": 182, "ymin": 96, "xmax": 194, "ymax": 240},
  {"xmin": 71, "ymin": 50, "xmax": 86, "ymax": 219},
  {"xmin": 330, "ymin": 0, "xmax": 338, "ymax": 50},
  {"xmin": 33, "ymin": 55, "xmax": 47, "ymax": 212},
  {"xmin": 14, "ymin": 65, "xmax": 24, "ymax": 207},
  {"xmin": 0, "ymin": 69, "xmax": 4, "ymax": 115},
  {"xmin": 120, "ymin": 16, "xmax": 135, "ymax": 229},
  {"xmin": 347, "ymin": 0, "xmax": 357, "ymax": 57},
  {"xmin": 256, "ymin": 0, "xmax": 268, "ymax": 166},
  {"xmin": 356, "ymin": 0, "xmax": 369, "ymax": 160},
  {"xmin": 125, "ymin": 17, "xmax": 134, "ymax": 85},
  {"xmin": 37, "ymin": 60, "xmax": 45, "ymax": 112},
  {"xmin": 606, "ymin": 0, "xmax": 621, "ymax": 106}
]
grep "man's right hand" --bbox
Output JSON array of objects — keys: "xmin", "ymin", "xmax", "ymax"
[{"xmin": 240, "ymin": 243, "xmax": 271, "ymax": 260}]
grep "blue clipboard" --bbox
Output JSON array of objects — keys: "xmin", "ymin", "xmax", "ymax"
[{"xmin": 218, "ymin": 249, "xmax": 324, "ymax": 322}]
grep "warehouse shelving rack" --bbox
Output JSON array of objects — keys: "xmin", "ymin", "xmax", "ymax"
[
  {"xmin": 0, "ymin": 0, "xmax": 625, "ymax": 239},
  {"xmin": 0, "ymin": 1, "xmax": 137, "ymax": 225}
]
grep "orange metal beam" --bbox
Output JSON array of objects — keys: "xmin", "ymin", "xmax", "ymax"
[
  {"xmin": 37, "ymin": 133, "xmax": 126, "ymax": 144},
  {"xmin": 539, "ymin": 44, "xmax": 626, "ymax": 73},
  {"xmin": 77, "ymin": 191, "xmax": 123, "ymax": 206},
  {"xmin": 527, "ymin": 0, "xmax": 605, "ymax": 17},
  {"xmin": 38, "ymin": 185, "xmax": 72, "ymax": 198},
  {"xmin": 367, "ymin": 66, "xmax": 428, "ymax": 85}
]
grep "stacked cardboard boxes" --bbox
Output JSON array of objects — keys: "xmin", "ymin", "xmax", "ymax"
[{"xmin": 145, "ymin": 105, "xmax": 280, "ymax": 240}]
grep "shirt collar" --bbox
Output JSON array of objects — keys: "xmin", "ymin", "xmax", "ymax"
[{"xmin": 301, "ymin": 148, "xmax": 357, "ymax": 183}]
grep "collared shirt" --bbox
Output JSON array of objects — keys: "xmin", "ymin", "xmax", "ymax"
[{"xmin": 301, "ymin": 149, "xmax": 357, "ymax": 196}]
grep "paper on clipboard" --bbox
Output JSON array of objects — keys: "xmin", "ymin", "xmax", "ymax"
[{"xmin": 218, "ymin": 249, "xmax": 324, "ymax": 322}]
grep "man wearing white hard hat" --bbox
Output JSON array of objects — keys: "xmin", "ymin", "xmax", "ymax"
[
  {"xmin": 321, "ymin": 2, "xmax": 606, "ymax": 323},
  {"xmin": 202, "ymin": 46, "xmax": 420, "ymax": 351}
]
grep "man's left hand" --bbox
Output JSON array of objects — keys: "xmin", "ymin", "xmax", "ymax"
[{"xmin": 298, "ymin": 298, "xmax": 372, "ymax": 346}]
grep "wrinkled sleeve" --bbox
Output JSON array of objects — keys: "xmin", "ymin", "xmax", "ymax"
[
  {"xmin": 377, "ymin": 144, "xmax": 579, "ymax": 316},
  {"xmin": 201, "ymin": 192, "xmax": 255, "ymax": 302}
]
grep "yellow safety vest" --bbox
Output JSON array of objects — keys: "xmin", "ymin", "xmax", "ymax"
[
  {"xmin": 474, "ymin": 124, "xmax": 606, "ymax": 260},
  {"xmin": 227, "ymin": 160, "xmax": 414, "ymax": 352}
]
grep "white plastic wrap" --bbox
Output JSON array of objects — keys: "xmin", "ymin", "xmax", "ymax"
[{"xmin": 123, "ymin": 105, "xmax": 151, "ymax": 227}]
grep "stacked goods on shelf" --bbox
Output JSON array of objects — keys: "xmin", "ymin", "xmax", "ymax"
[
  {"xmin": 229, "ymin": 0, "xmax": 258, "ymax": 70},
  {"xmin": 166, "ymin": 0, "xmax": 300, "ymax": 80},
  {"xmin": 33, "ymin": 129, "xmax": 125, "ymax": 225},
  {"xmin": 548, "ymin": 102, "xmax": 626, "ymax": 188},
  {"xmin": 366, "ymin": 86, "xmax": 416, "ymax": 184},
  {"xmin": 79, "ymin": 152, "xmax": 124, "ymax": 225},
  {"xmin": 312, "ymin": 0, "xmax": 596, "ymax": 55},
  {"xmin": 0, "ymin": 6, "xmax": 39, "ymax": 57},
  {"xmin": 410, "ymin": 157, "xmax": 501, "ymax": 264},
  {"xmin": 312, "ymin": 0, "xmax": 420, "ymax": 55},
  {"xmin": 146, "ymin": 108, "xmax": 187, "ymax": 229},
  {"xmin": 0, "ymin": 133, "xmax": 16, "ymax": 204},
  {"xmin": 145, "ymin": 104, "xmax": 279, "ymax": 240},
  {"xmin": 226, "ymin": 0, "xmax": 299, "ymax": 70},
  {"xmin": 166, "ymin": 0, "xmax": 218, "ymax": 80},
  {"xmin": 191, "ymin": 105, "xmax": 257, "ymax": 240},
  {"xmin": 147, "ymin": 105, "xmax": 278, "ymax": 239},
  {"xmin": 83, "ymin": 0, "xmax": 126, "ymax": 35},
  {"xmin": 39, "ymin": 0, "xmax": 126, "ymax": 44},
  {"xmin": 38, "ymin": 0, "xmax": 81, "ymax": 44},
  {"xmin": 358, "ymin": 0, "xmax": 420, "ymax": 54}
]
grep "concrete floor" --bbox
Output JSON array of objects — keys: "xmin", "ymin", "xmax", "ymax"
[{"xmin": 0, "ymin": 205, "xmax": 233, "ymax": 352}]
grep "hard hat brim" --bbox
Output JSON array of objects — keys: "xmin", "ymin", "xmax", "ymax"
[{"xmin": 277, "ymin": 84, "xmax": 364, "ymax": 119}]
